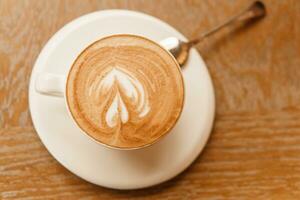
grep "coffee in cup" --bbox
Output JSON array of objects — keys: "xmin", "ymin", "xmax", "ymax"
[{"xmin": 66, "ymin": 34, "xmax": 184, "ymax": 149}]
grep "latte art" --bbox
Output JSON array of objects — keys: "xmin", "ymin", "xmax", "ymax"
[
  {"xmin": 66, "ymin": 35, "xmax": 184, "ymax": 148},
  {"xmin": 88, "ymin": 67, "xmax": 150, "ymax": 128}
]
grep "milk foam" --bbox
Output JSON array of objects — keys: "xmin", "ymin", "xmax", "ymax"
[
  {"xmin": 106, "ymin": 91, "xmax": 129, "ymax": 127},
  {"xmin": 66, "ymin": 35, "xmax": 184, "ymax": 148},
  {"xmin": 89, "ymin": 67, "xmax": 150, "ymax": 128}
]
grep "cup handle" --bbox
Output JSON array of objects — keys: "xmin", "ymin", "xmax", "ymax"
[{"xmin": 35, "ymin": 73, "xmax": 65, "ymax": 97}]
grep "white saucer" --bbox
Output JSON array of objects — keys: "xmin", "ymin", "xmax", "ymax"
[{"xmin": 29, "ymin": 10, "xmax": 215, "ymax": 190}]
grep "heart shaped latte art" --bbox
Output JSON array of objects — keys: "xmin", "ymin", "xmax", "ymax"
[{"xmin": 88, "ymin": 67, "xmax": 150, "ymax": 128}]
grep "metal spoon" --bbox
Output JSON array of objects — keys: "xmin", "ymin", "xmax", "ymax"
[{"xmin": 160, "ymin": 1, "xmax": 266, "ymax": 66}]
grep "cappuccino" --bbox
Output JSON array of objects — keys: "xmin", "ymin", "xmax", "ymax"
[{"xmin": 66, "ymin": 35, "xmax": 184, "ymax": 149}]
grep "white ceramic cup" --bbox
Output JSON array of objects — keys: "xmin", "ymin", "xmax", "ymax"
[{"xmin": 34, "ymin": 35, "xmax": 184, "ymax": 150}]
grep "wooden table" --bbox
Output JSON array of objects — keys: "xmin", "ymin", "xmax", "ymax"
[{"xmin": 1, "ymin": 0, "xmax": 300, "ymax": 199}]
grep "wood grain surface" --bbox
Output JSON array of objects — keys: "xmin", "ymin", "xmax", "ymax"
[{"xmin": 1, "ymin": 0, "xmax": 300, "ymax": 199}]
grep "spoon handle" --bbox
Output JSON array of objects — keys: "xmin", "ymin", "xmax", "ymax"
[{"xmin": 187, "ymin": 1, "xmax": 266, "ymax": 46}]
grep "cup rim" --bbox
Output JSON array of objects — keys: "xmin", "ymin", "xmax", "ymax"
[{"xmin": 65, "ymin": 33, "xmax": 185, "ymax": 150}]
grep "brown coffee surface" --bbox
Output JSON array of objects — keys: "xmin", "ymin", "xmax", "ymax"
[{"xmin": 66, "ymin": 34, "xmax": 184, "ymax": 149}]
